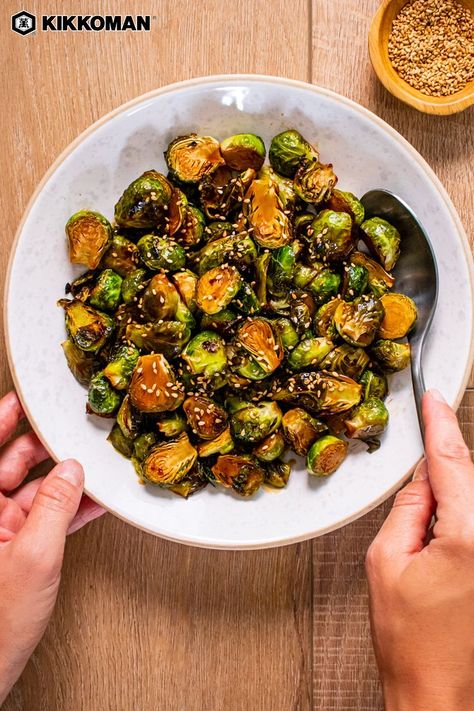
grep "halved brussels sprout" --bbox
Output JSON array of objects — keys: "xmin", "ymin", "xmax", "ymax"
[
  {"xmin": 314, "ymin": 298, "xmax": 341, "ymax": 339},
  {"xmin": 274, "ymin": 371, "xmax": 361, "ymax": 415},
  {"xmin": 142, "ymin": 273, "xmax": 180, "ymax": 320},
  {"xmin": 360, "ymin": 217, "xmax": 401, "ymax": 271},
  {"xmin": 172, "ymin": 270, "xmax": 198, "ymax": 313},
  {"xmin": 230, "ymin": 401, "xmax": 282, "ymax": 443},
  {"xmin": 350, "ymin": 252, "xmax": 395, "ymax": 297},
  {"xmin": 253, "ymin": 430, "xmax": 286, "ymax": 462},
  {"xmin": 168, "ymin": 462, "xmax": 209, "ymax": 498},
  {"xmin": 103, "ymin": 343, "xmax": 140, "ymax": 390},
  {"xmin": 237, "ymin": 318, "xmax": 283, "ymax": 375},
  {"xmin": 196, "ymin": 265, "xmax": 242, "ymax": 315},
  {"xmin": 359, "ymin": 369, "xmax": 388, "ymax": 401},
  {"xmin": 176, "ymin": 205, "xmax": 206, "ymax": 247},
  {"xmin": 230, "ymin": 347, "xmax": 268, "ymax": 381},
  {"xmin": 234, "ymin": 282, "xmax": 260, "ymax": 316},
  {"xmin": 129, "ymin": 354, "xmax": 184, "ymax": 412},
  {"xmin": 271, "ymin": 318, "xmax": 299, "ymax": 351},
  {"xmin": 267, "ymin": 245, "xmax": 297, "ymax": 298},
  {"xmin": 309, "ymin": 210, "xmax": 354, "ymax": 262},
  {"xmin": 121, "ymin": 268, "xmax": 149, "ymax": 305},
  {"xmin": 69, "ymin": 268, "xmax": 122, "ymax": 312},
  {"xmin": 61, "ymin": 340, "xmax": 102, "ymax": 387},
  {"xmin": 114, "ymin": 170, "xmax": 173, "ymax": 228},
  {"xmin": 197, "ymin": 426, "xmax": 234, "ymax": 457},
  {"xmin": 293, "ymin": 264, "xmax": 318, "ymax": 289},
  {"xmin": 327, "ymin": 189, "xmax": 365, "ymax": 226},
  {"xmin": 165, "ymin": 134, "xmax": 224, "ymax": 184},
  {"xmin": 167, "ymin": 187, "xmax": 188, "ymax": 236},
  {"xmin": 211, "ymin": 454, "xmax": 265, "ymax": 497},
  {"xmin": 308, "ymin": 269, "xmax": 341, "ymax": 305},
  {"xmin": 181, "ymin": 331, "xmax": 227, "ymax": 387},
  {"xmin": 66, "ymin": 210, "xmax": 112, "ymax": 269},
  {"xmin": 58, "ymin": 299, "xmax": 114, "ymax": 353},
  {"xmin": 193, "ymin": 234, "xmax": 258, "ymax": 275},
  {"xmin": 307, "ymin": 435, "xmax": 348, "ymax": 477},
  {"xmin": 264, "ymin": 460, "xmax": 291, "ymax": 488},
  {"xmin": 133, "ymin": 432, "xmax": 157, "ymax": 462},
  {"xmin": 220, "ymin": 133, "xmax": 266, "ymax": 171},
  {"xmin": 156, "ymin": 411, "xmax": 188, "ymax": 438},
  {"xmin": 126, "ymin": 321, "xmax": 191, "ymax": 359},
  {"xmin": 294, "ymin": 160, "xmax": 337, "ymax": 205},
  {"xmin": 287, "ymin": 337, "xmax": 335, "ymax": 371},
  {"xmin": 334, "ymin": 296, "xmax": 385, "ymax": 347},
  {"xmin": 289, "ymin": 292, "xmax": 317, "ymax": 334},
  {"xmin": 282, "ymin": 408, "xmax": 328, "ymax": 456},
  {"xmin": 342, "ymin": 263, "xmax": 368, "ymax": 300},
  {"xmin": 108, "ymin": 423, "xmax": 134, "ymax": 458},
  {"xmin": 116, "ymin": 393, "xmax": 142, "ymax": 439},
  {"xmin": 142, "ymin": 433, "xmax": 197, "ymax": 485},
  {"xmin": 137, "ymin": 234, "xmax": 186, "ymax": 272},
  {"xmin": 243, "ymin": 175, "xmax": 292, "ymax": 249},
  {"xmin": 294, "ymin": 213, "xmax": 315, "ymax": 241},
  {"xmin": 269, "ymin": 129, "xmax": 318, "ymax": 178},
  {"xmin": 378, "ymin": 293, "xmax": 417, "ymax": 339},
  {"xmin": 320, "ymin": 344, "xmax": 370, "ymax": 380},
  {"xmin": 183, "ymin": 395, "xmax": 227, "ymax": 440},
  {"xmin": 87, "ymin": 371, "xmax": 121, "ymax": 416},
  {"xmin": 101, "ymin": 235, "xmax": 141, "ymax": 277},
  {"xmin": 204, "ymin": 220, "xmax": 234, "ymax": 242},
  {"xmin": 371, "ymin": 340, "xmax": 411, "ymax": 372},
  {"xmin": 344, "ymin": 397, "xmax": 389, "ymax": 440},
  {"xmin": 200, "ymin": 166, "xmax": 255, "ymax": 220}
]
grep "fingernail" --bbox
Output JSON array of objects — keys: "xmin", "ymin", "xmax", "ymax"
[
  {"xmin": 413, "ymin": 459, "xmax": 428, "ymax": 481},
  {"xmin": 56, "ymin": 459, "xmax": 84, "ymax": 486},
  {"xmin": 429, "ymin": 388, "xmax": 446, "ymax": 403}
]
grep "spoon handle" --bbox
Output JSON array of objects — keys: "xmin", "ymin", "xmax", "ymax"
[{"xmin": 410, "ymin": 339, "xmax": 425, "ymax": 441}]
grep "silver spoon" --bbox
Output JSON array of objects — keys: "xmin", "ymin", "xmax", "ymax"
[{"xmin": 361, "ymin": 189, "xmax": 438, "ymax": 438}]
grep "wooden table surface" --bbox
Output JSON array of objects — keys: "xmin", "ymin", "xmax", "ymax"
[{"xmin": 1, "ymin": 1, "xmax": 473, "ymax": 709}]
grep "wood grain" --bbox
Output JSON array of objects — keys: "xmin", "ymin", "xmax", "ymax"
[{"xmin": 1, "ymin": 0, "xmax": 473, "ymax": 709}]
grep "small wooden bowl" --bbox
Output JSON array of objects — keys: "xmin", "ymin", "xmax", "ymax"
[{"xmin": 369, "ymin": 0, "xmax": 474, "ymax": 115}]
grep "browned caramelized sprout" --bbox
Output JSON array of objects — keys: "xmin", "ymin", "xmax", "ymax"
[
  {"xmin": 165, "ymin": 134, "xmax": 224, "ymax": 184},
  {"xmin": 143, "ymin": 433, "xmax": 197, "ymax": 485},
  {"xmin": 236, "ymin": 318, "xmax": 283, "ymax": 375},
  {"xmin": 211, "ymin": 454, "xmax": 265, "ymax": 497},
  {"xmin": 282, "ymin": 408, "xmax": 328, "ymax": 456},
  {"xmin": 183, "ymin": 395, "xmax": 228, "ymax": 440},
  {"xmin": 66, "ymin": 210, "xmax": 112, "ymax": 269},
  {"xmin": 243, "ymin": 173, "xmax": 292, "ymax": 249},
  {"xmin": 129, "ymin": 354, "xmax": 184, "ymax": 412}
]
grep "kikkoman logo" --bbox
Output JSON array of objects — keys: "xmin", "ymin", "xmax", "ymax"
[{"xmin": 12, "ymin": 12, "xmax": 152, "ymax": 35}]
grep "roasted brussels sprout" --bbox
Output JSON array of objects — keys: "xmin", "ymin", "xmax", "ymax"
[
  {"xmin": 271, "ymin": 318, "xmax": 299, "ymax": 351},
  {"xmin": 181, "ymin": 331, "xmax": 227, "ymax": 386},
  {"xmin": 314, "ymin": 298, "xmax": 340, "ymax": 339},
  {"xmin": 309, "ymin": 210, "xmax": 354, "ymax": 262},
  {"xmin": 129, "ymin": 354, "xmax": 184, "ymax": 412},
  {"xmin": 289, "ymin": 292, "xmax": 317, "ymax": 335},
  {"xmin": 204, "ymin": 220, "xmax": 234, "ymax": 242},
  {"xmin": 114, "ymin": 170, "xmax": 173, "ymax": 229},
  {"xmin": 172, "ymin": 270, "xmax": 198, "ymax": 313},
  {"xmin": 274, "ymin": 371, "xmax": 361, "ymax": 415},
  {"xmin": 344, "ymin": 397, "xmax": 389, "ymax": 440},
  {"xmin": 116, "ymin": 393, "xmax": 142, "ymax": 439},
  {"xmin": 320, "ymin": 344, "xmax": 370, "ymax": 380},
  {"xmin": 133, "ymin": 431, "xmax": 157, "ymax": 462},
  {"xmin": 253, "ymin": 430, "xmax": 286, "ymax": 462},
  {"xmin": 165, "ymin": 134, "xmax": 224, "ymax": 184},
  {"xmin": 371, "ymin": 340, "xmax": 411, "ymax": 372},
  {"xmin": 126, "ymin": 320, "xmax": 191, "ymax": 359},
  {"xmin": 266, "ymin": 168, "xmax": 297, "ymax": 211},
  {"xmin": 360, "ymin": 217, "xmax": 401, "ymax": 272},
  {"xmin": 142, "ymin": 273, "xmax": 180, "ymax": 321},
  {"xmin": 58, "ymin": 299, "xmax": 114, "ymax": 353},
  {"xmin": 101, "ymin": 235, "xmax": 141, "ymax": 277},
  {"xmin": 269, "ymin": 129, "xmax": 318, "ymax": 177},
  {"xmin": 197, "ymin": 426, "xmax": 234, "ymax": 457},
  {"xmin": 183, "ymin": 395, "xmax": 227, "ymax": 439},
  {"xmin": 200, "ymin": 165, "xmax": 255, "ymax": 220},
  {"xmin": 103, "ymin": 343, "xmax": 140, "ymax": 390},
  {"xmin": 66, "ymin": 210, "xmax": 112, "ymax": 270},
  {"xmin": 220, "ymin": 133, "xmax": 266, "ymax": 171},
  {"xmin": 108, "ymin": 423, "xmax": 134, "ymax": 458},
  {"xmin": 264, "ymin": 460, "xmax": 291, "ymax": 488},
  {"xmin": 196, "ymin": 265, "xmax": 241, "ymax": 315},
  {"xmin": 237, "ymin": 318, "xmax": 283, "ymax": 375},
  {"xmin": 68, "ymin": 268, "xmax": 123, "ymax": 312},
  {"xmin": 168, "ymin": 461, "xmax": 209, "ymax": 498},
  {"xmin": 334, "ymin": 296, "xmax": 385, "ymax": 347},
  {"xmin": 61, "ymin": 340, "xmax": 101, "ymax": 387},
  {"xmin": 176, "ymin": 205, "xmax": 206, "ymax": 247},
  {"xmin": 307, "ymin": 435, "xmax": 348, "ymax": 477},
  {"xmin": 308, "ymin": 269, "xmax": 341, "ymax": 305},
  {"xmin": 234, "ymin": 282, "xmax": 260, "ymax": 315},
  {"xmin": 87, "ymin": 371, "xmax": 121, "ymax": 416},
  {"xmin": 287, "ymin": 337, "xmax": 334, "ymax": 371},
  {"xmin": 282, "ymin": 408, "xmax": 328, "ymax": 456},
  {"xmin": 230, "ymin": 346, "xmax": 268, "ymax": 382},
  {"xmin": 267, "ymin": 245, "xmax": 297, "ymax": 298},
  {"xmin": 378, "ymin": 293, "xmax": 417, "ymax": 339},
  {"xmin": 211, "ymin": 454, "xmax": 265, "ymax": 497},
  {"xmin": 350, "ymin": 252, "xmax": 395, "ymax": 297},
  {"xmin": 121, "ymin": 268, "xmax": 148, "ymax": 305},
  {"xmin": 293, "ymin": 263, "xmax": 318, "ymax": 289},
  {"xmin": 156, "ymin": 411, "xmax": 188, "ymax": 438},
  {"xmin": 142, "ymin": 433, "xmax": 197, "ymax": 485},
  {"xmin": 243, "ymin": 175, "xmax": 292, "ymax": 249},
  {"xmin": 193, "ymin": 233, "xmax": 258, "ymax": 275},
  {"xmin": 255, "ymin": 252, "xmax": 271, "ymax": 307},
  {"xmin": 359, "ymin": 369, "xmax": 388, "ymax": 401},
  {"xmin": 294, "ymin": 160, "xmax": 337, "ymax": 205},
  {"xmin": 167, "ymin": 188, "xmax": 188, "ymax": 236},
  {"xmin": 137, "ymin": 234, "xmax": 186, "ymax": 272},
  {"xmin": 201, "ymin": 308, "xmax": 240, "ymax": 337},
  {"xmin": 342, "ymin": 263, "xmax": 369, "ymax": 300},
  {"xmin": 230, "ymin": 401, "xmax": 282, "ymax": 443},
  {"xmin": 326, "ymin": 189, "xmax": 365, "ymax": 226}
]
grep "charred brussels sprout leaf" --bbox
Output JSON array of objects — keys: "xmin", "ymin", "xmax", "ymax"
[
  {"xmin": 327, "ymin": 189, "xmax": 365, "ymax": 226},
  {"xmin": 230, "ymin": 401, "xmax": 282, "ymax": 443},
  {"xmin": 66, "ymin": 210, "xmax": 112, "ymax": 270},
  {"xmin": 211, "ymin": 454, "xmax": 265, "ymax": 497},
  {"xmin": 334, "ymin": 296, "xmax": 385, "ymax": 347},
  {"xmin": 59, "ymin": 299, "xmax": 114, "ymax": 353},
  {"xmin": 103, "ymin": 344, "xmax": 140, "ymax": 390},
  {"xmin": 121, "ymin": 269, "xmax": 148, "ymax": 305},
  {"xmin": 114, "ymin": 171, "xmax": 173, "ymax": 229},
  {"xmin": 168, "ymin": 462, "xmax": 209, "ymax": 498},
  {"xmin": 243, "ymin": 174, "xmax": 292, "ymax": 249},
  {"xmin": 360, "ymin": 217, "xmax": 401, "ymax": 272},
  {"xmin": 282, "ymin": 408, "xmax": 328, "ymax": 456},
  {"xmin": 307, "ymin": 435, "xmax": 348, "ymax": 477},
  {"xmin": 234, "ymin": 282, "xmax": 260, "ymax": 316},
  {"xmin": 126, "ymin": 321, "xmax": 191, "ymax": 359},
  {"xmin": 183, "ymin": 395, "xmax": 227, "ymax": 440},
  {"xmin": 61, "ymin": 340, "xmax": 102, "ymax": 387},
  {"xmin": 359, "ymin": 369, "xmax": 388, "ymax": 401},
  {"xmin": 288, "ymin": 337, "xmax": 335, "ymax": 371},
  {"xmin": 267, "ymin": 245, "xmax": 297, "ymax": 298},
  {"xmin": 116, "ymin": 394, "xmax": 142, "ymax": 439},
  {"xmin": 344, "ymin": 397, "xmax": 389, "ymax": 441},
  {"xmin": 143, "ymin": 433, "xmax": 197, "ymax": 486},
  {"xmin": 220, "ymin": 133, "xmax": 266, "ymax": 171},
  {"xmin": 167, "ymin": 188, "xmax": 188, "ymax": 236},
  {"xmin": 137, "ymin": 234, "xmax": 185, "ymax": 272},
  {"xmin": 309, "ymin": 210, "xmax": 354, "ymax": 262},
  {"xmin": 378, "ymin": 293, "xmax": 417, "ymax": 339},
  {"xmin": 101, "ymin": 235, "xmax": 140, "ymax": 277},
  {"xmin": 156, "ymin": 411, "xmax": 188, "ymax": 438},
  {"xmin": 87, "ymin": 371, "xmax": 121, "ymax": 416},
  {"xmin": 165, "ymin": 134, "xmax": 224, "ymax": 184},
  {"xmin": 350, "ymin": 252, "xmax": 395, "ymax": 298},
  {"xmin": 294, "ymin": 160, "xmax": 337, "ymax": 205},
  {"xmin": 237, "ymin": 318, "xmax": 283, "ymax": 375},
  {"xmin": 176, "ymin": 205, "xmax": 205, "ymax": 247},
  {"xmin": 129, "ymin": 354, "xmax": 184, "ymax": 413},
  {"xmin": 196, "ymin": 265, "xmax": 241, "ymax": 315},
  {"xmin": 255, "ymin": 252, "xmax": 271, "ymax": 307},
  {"xmin": 320, "ymin": 344, "xmax": 370, "ymax": 380},
  {"xmin": 253, "ymin": 430, "xmax": 286, "ymax": 462},
  {"xmin": 371, "ymin": 340, "xmax": 411, "ymax": 372},
  {"xmin": 264, "ymin": 460, "xmax": 291, "ymax": 488},
  {"xmin": 197, "ymin": 427, "xmax": 235, "ymax": 457},
  {"xmin": 108, "ymin": 424, "xmax": 134, "ymax": 458},
  {"xmin": 269, "ymin": 129, "xmax": 318, "ymax": 178}
]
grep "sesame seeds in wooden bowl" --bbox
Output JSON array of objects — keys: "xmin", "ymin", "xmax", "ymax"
[{"xmin": 369, "ymin": 0, "xmax": 474, "ymax": 115}]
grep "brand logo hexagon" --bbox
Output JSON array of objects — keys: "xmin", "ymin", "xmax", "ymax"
[{"xmin": 11, "ymin": 11, "xmax": 36, "ymax": 35}]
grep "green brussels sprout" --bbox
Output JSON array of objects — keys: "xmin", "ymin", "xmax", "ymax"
[
  {"xmin": 197, "ymin": 426, "xmax": 234, "ymax": 457},
  {"xmin": 183, "ymin": 395, "xmax": 227, "ymax": 440},
  {"xmin": 220, "ymin": 133, "xmax": 266, "ymax": 171},
  {"xmin": 320, "ymin": 344, "xmax": 370, "ymax": 380},
  {"xmin": 168, "ymin": 461, "xmax": 210, "ymax": 498},
  {"xmin": 255, "ymin": 252, "xmax": 271, "ymax": 307},
  {"xmin": 342, "ymin": 263, "xmax": 368, "ymax": 300},
  {"xmin": 350, "ymin": 252, "xmax": 395, "ymax": 297},
  {"xmin": 167, "ymin": 187, "xmax": 188, "ymax": 236},
  {"xmin": 201, "ymin": 308, "xmax": 240, "ymax": 337},
  {"xmin": 172, "ymin": 270, "xmax": 198, "ymax": 313},
  {"xmin": 269, "ymin": 129, "xmax": 318, "ymax": 178},
  {"xmin": 314, "ymin": 298, "xmax": 341, "ymax": 339},
  {"xmin": 129, "ymin": 354, "xmax": 184, "ymax": 413},
  {"xmin": 66, "ymin": 210, "xmax": 112, "ymax": 269},
  {"xmin": 143, "ymin": 433, "xmax": 197, "ymax": 486},
  {"xmin": 308, "ymin": 269, "xmax": 341, "ymax": 305},
  {"xmin": 273, "ymin": 371, "xmax": 361, "ymax": 415},
  {"xmin": 133, "ymin": 431, "xmax": 157, "ymax": 462},
  {"xmin": 204, "ymin": 220, "xmax": 234, "ymax": 242},
  {"xmin": 253, "ymin": 430, "xmax": 286, "ymax": 462},
  {"xmin": 309, "ymin": 210, "xmax": 354, "ymax": 262},
  {"xmin": 378, "ymin": 293, "xmax": 417, "ymax": 339},
  {"xmin": 230, "ymin": 401, "xmax": 282, "ymax": 443},
  {"xmin": 359, "ymin": 369, "xmax": 388, "ymax": 401},
  {"xmin": 293, "ymin": 263, "xmax": 318, "ymax": 289},
  {"xmin": 307, "ymin": 435, "xmax": 348, "ymax": 477},
  {"xmin": 141, "ymin": 273, "xmax": 178, "ymax": 320},
  {"xmin": 126, "ymin": 320, "xmax": 191, "ymax": 358},
  {"xmin": 165, "ymin": 134, "xmax": 224, "ymax": 184},
  {"xmin": 88, "ymin": 269, "xmax": 122, "ymax": 311},
  {"xmin": 226, "ymin": 373, "xmax": 272, "ymax": 401},
  {"xmin": 87, "ymin": 371, "xmax": 121, "ymax": 416},
  {"xmin": 234, "ymin": 282, "xmax": 260, "ymax": 315},
  {"xmin": 344, "ymin": 397, "xmax": 389, "ymax": 441},
  {"xmin": 294, "ymin": 160, "xmax": 337, "ymax": 205},
  {"xmin": 103, "ymin": 343, "xmax": 140, "ymax": 390},
  {"xmin": 243, "ymin": 174, "xmax": 292, "ymax": 249},
  {"xmin": 114, "ymin": 170, "xmax": 173, "ymax": 228},
  {"xmin": 237, "ymin": 318, "xmax": 283, "ymax": 375},
  {"xmin": 116, "ymin": 393, "xmax": 142, "ymax": 439},
  {"xmin": 271, "ymin": 317, "xmax": 299, "ymax": 351},
  {"xmin": 176, "ymin": 205, "xmax": 206, "ymax": 247},
  {"xmin": 264, "ymin": 460, "xmax": 291, "ymax": 488},
  {"xmin": 101, "ymin": 235, "xmax": 141, "ymax": 277},
  {"xmin": 200, "ymin": 166, "xmax": 255, "ymax": 220},
  {"xmin": 181, "ymin": 331, "xmax": 227, "ymax": 384},
  {"xmin": 287, "ymin": 337, "xmax": 335, "ymax": 371},
  {"xmin": 61, "ymin": 339, "xmax": 102, "ymax": 387},
  {"xmin": 334, "ymin": 295, "xmax": 385, "ymax": 347},
  {"xmin": 327, "ymin": 189, "xmax": 365, "ymax": 226},
  {"xmin": 371, "ymin": 340, "xmax": 411, "ymax": 372},
  {"xmin": 58, "ymin": 299, "xmax": 114, "ymax": 353},
  {"xmin": 211, "ymin": 454, "xmax": 265, "ymax": 497},
  {"xmin": 107, "ymin": 423, "xmax": 134, "ymax": 458},
  {"xmin": 156, "ymin": 411, "xmax": 188, "ymax": 438},
  {"xmin": 282, "ymin": 408, "xmax": 328, "ymax": 456},
  {"xmin": 294, "ymin": 213, "xmax": 315, "ymax": 241},
  {"xmin": 267, "ymin": 245, "xmax": 297, "ymax": 298},
  {"xmin": 137, "ymin": 234, "xmax": 186, "ymax": 272},
  {"xmin": 360, "ymin": 217, "xmax": 401, "ymax": 271},
  {"xmin": 289, "ymin": 292, "xmax": 317, "ymax": 335},
  {"xmin": 231, "ymin": 350, "xmax": 268, "ymax": 381},
  {"xmin": 121, "ymin": 268, "xmax": 149, "ymax": 304},
  {"xmin": 196, "ymin": 264, "xmax": 242, "ymax": 315},
  {"xmin": 193, "ymin": 234, "xmax": 258, "ymax": 275}
]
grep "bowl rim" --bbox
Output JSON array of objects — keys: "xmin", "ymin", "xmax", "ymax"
[{"xmin": 5, "ymin": 73, "xmax": 474, "ymax": 549}]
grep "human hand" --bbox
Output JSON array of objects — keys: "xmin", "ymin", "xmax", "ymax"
[
  {"xmin": 366, "ymin": 389, "xmax": 474, "ymax": 710},
  {"xmin": 0, "ymin": 392, "xmax": 104, "ymax": 705}
]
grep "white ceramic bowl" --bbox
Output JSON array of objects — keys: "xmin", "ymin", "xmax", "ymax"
[{"xmin": 5, "ymin": 75, "xmax": 474, "ymax": 549}]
